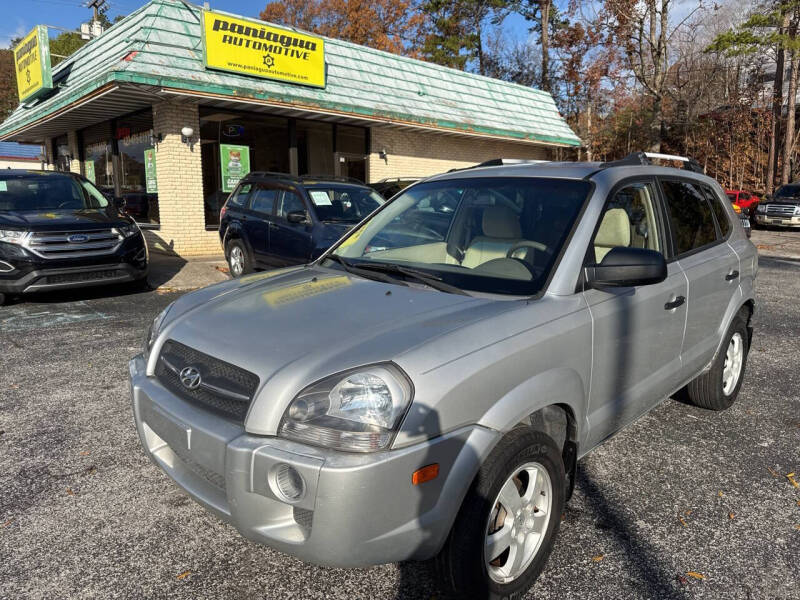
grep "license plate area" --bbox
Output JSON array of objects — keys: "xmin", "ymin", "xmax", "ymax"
[{"xmin": 46, "ymin": 269, "xmax": 118, "ymax": 284}]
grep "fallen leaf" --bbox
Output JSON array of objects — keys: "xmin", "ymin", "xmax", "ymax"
[
  {"xmin": 2, "ymin": 519, "xmax": 12, "ymax": 528},
  {"xmin": 728, "ymin": 512, "xmax": 735, "ymax": 520},
  {"xmin": 66, "ymin": 488, "xmax": 74, "ymax": 496},
  {"xmin": 794, "ymin": 525, "xmax": 800, "ymax": 530},
  {"xmin": 796, "ymin": 500, "xmax": 800, "ymax": 507},
  {"xmin": 592, "ymin": 554, "xmax": 604, "ymax": 562},
  {"xmin": 677, "ymin": 574, "xmax": 689, "ymax": 586},
  {"xmin": 768, "ymin": 467, "xmax": 779, "ymax": 478},
  {"xmin": 176, "ymin": 570, "xmax": 191, "ymax": 580},
  {"xmin": 79, "ymin": 451, "xmax": 90, "ymax": 456},
  {"xmin": 787, "ymin": 473, "xmax": 799, "ymax": 489},
  {"xmin": 679, "ymin": 517, "xmax": 688, "ymax": 527},
  {"xmin": 718, "ymin": 491, "xmax": 723, "ymax": 497},
  {"xmin": 685, "ymin": 509, "xmax": 692, "ymax": 516},
  {"xmin": 686, "ymin": 572, "xmax": 705, "ymax": 580},
  {"xmin": 215, "ymin": 265, "xmax": 230, "ymax": 274}
]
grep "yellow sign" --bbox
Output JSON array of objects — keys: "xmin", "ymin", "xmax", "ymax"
[
  {"xmin": 202, "ymin": 10, "xmax": 326, "ymax": 88},
  {"xmin": 13, "ymin": 26, "xmax": 53, "ymax": 102}
]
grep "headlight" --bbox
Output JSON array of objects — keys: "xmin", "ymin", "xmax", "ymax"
[
  {"xmin": 143, "ymin": 304, "xmax": 172, "ymax": 359},
  {"xmin": 114, "ymin": 223, "xmax": 140, "ymax": 238},
  {"xmin": 0, "ymin": 230, "xmax": 26, "ymax": 244},
  {"xmin": 794, "ymin": 206, "xmax": 800, "ymax": 216},
  {"xmin": 279, "ymin": 364, "xmax": 413, "ymax": 452},
  {"xmin": 756, "ymin": 204, "xmax": 767, "ymax": 213}
]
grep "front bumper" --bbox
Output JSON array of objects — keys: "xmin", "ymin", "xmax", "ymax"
[
  {"xmin": 754, "ymin": 214, "xmax": 800, "ymax": 227},
  {"xmin": 129, "ymin": 355, "xmax": 498, "ymax": 567}
]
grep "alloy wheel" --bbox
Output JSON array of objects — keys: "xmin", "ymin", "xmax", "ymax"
[
  {"xmin": 722, "ymin": 332, "xmax": 744, "ymax": 395},
  {"xmin": 484, "ymin": 461, "xmax": 553, "ymax": 584}
]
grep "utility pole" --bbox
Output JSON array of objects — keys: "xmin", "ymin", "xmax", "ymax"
[{"xmin": 86, "ymin": 0, "xmax": 107, "ymax": 22}]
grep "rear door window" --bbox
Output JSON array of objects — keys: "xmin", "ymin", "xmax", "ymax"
[
  {"xmin": 249, "ymin": 185, "xmax": 278, "ymax": 215},
  {"xmin": 660, "ymin": 180, "xmax": 719, "ymax": 256},
  {"xmin": 701, "ymin": 185, "xmax": 731, "ymax": 238}
]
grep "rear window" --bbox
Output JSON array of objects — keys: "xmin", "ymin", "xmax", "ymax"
[
  {"xmin": 661, "ymin": 180, "xmax": 719, "ymax": 255},
  {"xmin": 0, "ymin": 173, "xmax": 108, "ymax": 211}
]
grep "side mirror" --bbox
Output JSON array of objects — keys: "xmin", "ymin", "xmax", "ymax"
[
  {"xmin": 113, "ymin": 197, "xmax": 127, "ymax": 212},
  {"xmin": 287, "ymin": 210, "xmax": 309, "ymax": 224},
  {"xmin": 584, "ymin": 247, "xmax": 667, "ymax": 288}
]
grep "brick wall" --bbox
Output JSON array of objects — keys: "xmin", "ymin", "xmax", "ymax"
[
  {"xmin": 367, "ymin": 126, "xmax": 551, "ymax": 182},
  {"xmin": 152, "ymin": 101, "xmax": 221, "ymax": 257}
]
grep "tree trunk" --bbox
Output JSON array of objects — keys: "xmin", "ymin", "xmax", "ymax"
[
  {"xmin": 767, "ymin": 30, "xmax": 787, "ymax": 195},
  {"xmin": 586, "ymin": 102, "xmax": 593, "ymax": 161},
  {"xmin": 783, "ymin": 49, "xmax": 799, "ymax": 184},
  {"xmin": 539, "ymin": 0, "xmax": 551, "ymax": 92},
  {"xmin": 648, "ymin": 95, "xmax": 663, "ymax": 152}
]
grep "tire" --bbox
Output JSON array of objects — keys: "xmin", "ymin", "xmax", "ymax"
[
  {"xmin": 686, "ymin": 311, "xmax": 749, "ymax": 411},
  {"xmin": 436, "ymin": 428, "xmax": 565, "ymax": 600},
  {"xmin": 226, "ymin": 240, "xmax": 252, "ymax": 278}
]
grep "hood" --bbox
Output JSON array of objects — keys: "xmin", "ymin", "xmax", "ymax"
[
  {"xmin": 157, "ymin": 265, "xmax": 519, "ymax": 433},
  {"xmin": 0, "ymin": 207, "xmax": 128, "ymax": 231}
]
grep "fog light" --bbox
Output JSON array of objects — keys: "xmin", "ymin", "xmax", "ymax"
[{"xmin": 273, "ymin": 463, "xmax": 305, "ymax": 502}]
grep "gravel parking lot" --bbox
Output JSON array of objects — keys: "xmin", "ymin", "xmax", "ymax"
[{"xmin": 1, "ymin": 236, "xmax": 798, "ymax": 599}]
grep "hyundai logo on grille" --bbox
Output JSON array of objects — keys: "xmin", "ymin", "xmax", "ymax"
[
  {"xmin": 179, "ymin": 366, "xmax": 202, "ymax": 390},
  {"xmin": 67, "ymin": 234, "xmax": 90, "ymax": 244}
]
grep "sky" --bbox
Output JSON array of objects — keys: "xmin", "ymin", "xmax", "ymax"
[{"xmin": 0, "ymin": 0, "xmax": 535, "ymax": 51}]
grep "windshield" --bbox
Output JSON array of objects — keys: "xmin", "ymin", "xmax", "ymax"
[
  {"xmin": 329, "ymin": 177, "xmax": 591, "ymax": 296},
  {"xmin": 774, "ymin": 185, "xmax": 800, "ymax": 200},
  {"xmin": 0, "ymin": 173, "xmax": 109, "ymax": 212},
  {"xmin": 305, "ymin": 184, "xmax": 383, "ymax": 223}
]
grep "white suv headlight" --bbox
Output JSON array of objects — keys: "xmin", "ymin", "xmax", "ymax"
[
  {"xmin": 0, "ymin": 230, "xmax": 26, "ymax": 244},
  {"xmin": 279, "ymin": 364, "xmax": 413, "ymax": 452}
]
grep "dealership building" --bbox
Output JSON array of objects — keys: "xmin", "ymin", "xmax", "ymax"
[{"xmin": 0, "ymin": 0, "xmax": 581, "ymax": 255}]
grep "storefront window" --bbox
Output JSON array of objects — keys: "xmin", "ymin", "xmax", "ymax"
[
  {"xmin": 84, "ymin": 141, "xmax": 114, "ymax": 194},
  {"xmin": 200, "ymin": 109, "xmax": 290, "ymax": 228},
  {"xmin": 54, "ymin": 135, "xmax": 70, "ymax": 172},
  {"xmin": 297, "ymin": 120, "xmax": 334, "ymax": 176},
  {"xmin": 116, "ymin": 111, "xmax": 159, "ymax": 226}
]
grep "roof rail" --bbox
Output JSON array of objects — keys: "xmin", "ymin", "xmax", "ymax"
[
  {"xmin": 247, "ymin": 171, "xmax": 301, "ymax": 181},
  {"xmin": 447, "ymin": 158, "xmax": 550, "ymax": 172},
  {"xmin": 599, "ymin": 152, "xmax": 704, "ymax": 173},
  {"xmin": 300, "ymin": 174, "xmax": 366, "ymax": 185}
]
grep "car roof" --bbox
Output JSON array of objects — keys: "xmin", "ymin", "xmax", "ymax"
[
  {"xmin": 0, "ymin": 169, "xmax": 76, "ymax": 176},
  {"xmin": 423, "ymin": 161, "xmax": 720, "ymax": 186},
  {"xmin": 243, "ymin": 172, "xmax": 369, "ymax": 188}
]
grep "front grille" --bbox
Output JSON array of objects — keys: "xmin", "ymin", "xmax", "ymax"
[
  {"xmin": 171, "ymin": 444, "xmax": 226, "ymax": 490},
  {"xmin": 24, "ymin": 229, "xmax": 122, "ymax": 259},
  {"xmin": 155, "ymin": 340, "xmax": 259, "ymax": 422},
  {"xmin": 765, "ymin": 204, "xmax": 797, "ymax": 217}
]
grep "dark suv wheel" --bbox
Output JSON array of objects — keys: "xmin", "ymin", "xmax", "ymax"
[{"xmin": 226, "ymin": 240, "xmax": 252, "ymax": 278}]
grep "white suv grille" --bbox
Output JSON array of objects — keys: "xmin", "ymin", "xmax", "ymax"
[{"xmin": 24, "ymin": 229, "xmax": 123, "ymax": 259}]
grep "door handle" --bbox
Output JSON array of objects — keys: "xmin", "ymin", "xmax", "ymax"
[
  {"xmin": 664, "ymin": 295, "xmax": 686, "ymax": 310},
  {"xmin": 725, "ymin": 270, "xmax": 739, "ymax": 281}
]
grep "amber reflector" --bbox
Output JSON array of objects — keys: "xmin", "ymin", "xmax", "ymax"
[{"xmin": 412, "ymin": 463, "xmax": 439, "ymax": 485}]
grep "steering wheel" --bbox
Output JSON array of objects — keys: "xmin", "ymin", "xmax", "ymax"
[{"xmin": 506, "ymin": 240, "xmax": 553, "ymax": 260}]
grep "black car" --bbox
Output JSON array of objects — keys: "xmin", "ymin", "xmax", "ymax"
[
  {"xmin": 219, "ymin": 173, "xmax": 384, "ymax": 276},
  {"xmin": 0, "ymin": 170, "xmax": 148, "ymax": 305}
]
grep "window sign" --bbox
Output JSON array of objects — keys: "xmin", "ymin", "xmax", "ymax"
[
  {"xmin": 202, "ymin": 10, "xmax": 326, "ymax": 88},
  {"xmin": 13, "ymin": 26, "xmax": 53, "ymax": 102},
  {"xmin": 144, "ymin": 148, "xmax": 157, "ymax": 193},
  {"xmin": 85, "ymin": 161, "xmax": 96, "ymax": 184},
  {"xmin": 220, "ymin": 144, "xmax": 251, "ymax": 192},
  {"xmin": 309, "ymin": 190, "xmax": 333, "ymax": 206}
]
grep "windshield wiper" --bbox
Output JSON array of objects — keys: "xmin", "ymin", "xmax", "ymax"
[
  {"xmin": 325, "ymin": 254, "xmax": 409, "ymax": 287},
  {"xmin": 354, "ymin": 262, "xmax": 470, "ymax": 296}
]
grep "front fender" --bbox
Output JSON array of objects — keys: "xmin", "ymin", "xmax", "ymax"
[{"xmin": 477, "ymin": 367, "xmax": 587, "ymax": 447}]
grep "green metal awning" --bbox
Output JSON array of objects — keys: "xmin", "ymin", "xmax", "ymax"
[{"xmin": 0, "ymin": 0, "xmax": 581, "ymax": 147}]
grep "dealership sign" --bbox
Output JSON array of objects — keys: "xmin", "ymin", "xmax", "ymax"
[
  {"xmin": 202, "ymin": 10, "xmax": 325, "ymax": 88},
  {"xmin": 13, "ymin": 26, "xmax": 53, "ymax": 102}
]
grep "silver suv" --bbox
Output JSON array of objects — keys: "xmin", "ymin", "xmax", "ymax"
[{"xmin": 130, "ymin": 153, "xmax": 756, "ymax": 599}]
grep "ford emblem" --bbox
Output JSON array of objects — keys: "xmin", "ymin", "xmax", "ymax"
[{"xmin": 67, "ymin": 234, "xmax": 89, "ymax": 244}]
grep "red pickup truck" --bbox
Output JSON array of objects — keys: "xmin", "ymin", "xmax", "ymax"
[{"xmin": 725, "ymin": 190, "xmax": 760, "ymax": 215}]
